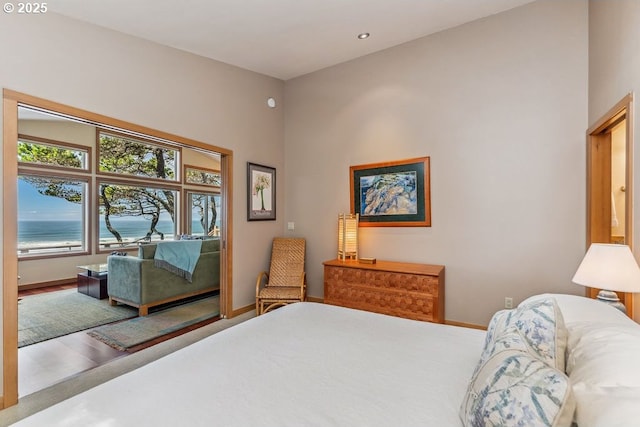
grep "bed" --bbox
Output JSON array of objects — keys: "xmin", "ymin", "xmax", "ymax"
[{"xmin": 11, "ymin": 295, "xmax": 640, "ymax": 426}]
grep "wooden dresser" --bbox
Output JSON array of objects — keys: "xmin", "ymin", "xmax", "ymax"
[{"xmin": 323, "ymin": 259, "xmax": 445, "ymax": 323}]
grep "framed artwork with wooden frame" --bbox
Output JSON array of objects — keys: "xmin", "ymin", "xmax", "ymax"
[
  {"xmin": 350, "ymin": 156, "xmax": 431, "ymax": 227},
  {"xmin": 247, "ymin": 162, "xmax": 276, "ymax": 221}
]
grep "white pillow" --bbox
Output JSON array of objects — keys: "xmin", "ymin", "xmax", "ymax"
[
  {"xmin": 572, "ymin": 384, "xmax": 640, "ymax": 427},
  {"xmin": 519, "ymin": 293, "xmax": 633, "ymax": 327},
  {"xmin": 567, "ymin": 322, "xmax": 640, "ymax": 385}
]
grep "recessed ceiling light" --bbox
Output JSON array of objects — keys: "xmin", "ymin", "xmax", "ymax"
[{"xmin": 357, "ymin": 32, "xmax": 370, "ymax": 40}]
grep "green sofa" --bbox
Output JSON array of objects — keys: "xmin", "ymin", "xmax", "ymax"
[{"xmin": 107, "ymin": 239, "xmax": 220, "ymax": 316}]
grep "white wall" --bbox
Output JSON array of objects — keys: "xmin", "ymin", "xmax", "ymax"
[
  {"xmin": 1, "ymin": 11, "xmax": 284, "ymax": 387},
  {"xmin": 589, "ymin": 0, "xmax": 640, "ymax": 320},
  {"xmin": 284, "ymin": 0, "xmax": 589, "ymax": 325}
]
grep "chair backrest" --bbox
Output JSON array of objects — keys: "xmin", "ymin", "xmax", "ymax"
[{"xmin": 268, "ymin": 238, "xmax": 305, "ymax": 287}]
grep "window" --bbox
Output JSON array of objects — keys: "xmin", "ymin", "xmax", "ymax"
[
  {"xmin": 18, "ymin": 136, "xmax": 89, "ymax": 170},
  {"xmin": 16, "ymin": 106, "xmax": 221, "ymax": 256},
  {"xmin": 187, "ymin": 192, "xmax": 221, "ymax": 237},
  {"xmin": 98, "ymin": 131, "xmax": 178, "ymax": 181},
  {"xmin": 18, "ymin": 175, "xmax": 88, "ymax": 257},
  {"xmin": 185, "ymin": 165, "xmax": 221, "ymax": 187},
  {"xmin": 98, "ymin": 182, "xmax": 177, "ymax": 249}
]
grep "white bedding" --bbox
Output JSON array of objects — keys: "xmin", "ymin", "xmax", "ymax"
[{"xmin": 12, "ymin": 302, "xmax": 485, "ymax": 427}]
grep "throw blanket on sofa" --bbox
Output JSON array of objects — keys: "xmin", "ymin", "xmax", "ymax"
[{"xmin": 154, "ymin": 240, "xmax": 202, "ymax": 283}]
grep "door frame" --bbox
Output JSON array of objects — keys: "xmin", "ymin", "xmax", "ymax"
[
  {"xmin": 2, "ymin": 89, "xmax": 234, "ymax": 408},
  {"xmin": 586, "ymin": 92, "xmax": 634, "ymax": 316}
]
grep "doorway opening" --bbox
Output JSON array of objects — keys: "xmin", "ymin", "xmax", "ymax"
[
  {"xmin": 3, "ymin": 89, "xmax": 234, "ymax": 407},
  {"xmin": 586, "ymin": 93, "xmax": 634, "ymax": 316}
]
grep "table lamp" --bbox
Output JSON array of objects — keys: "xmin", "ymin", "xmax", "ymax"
[
  {"xmin": 571, "ymin": 243, "xmax": 640, "ymax": 313},
  {"xmin": 338, "ymin": 213, "xmax": 358, "ymax": 261}
]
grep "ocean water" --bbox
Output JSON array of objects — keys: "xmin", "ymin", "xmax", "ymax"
[{"xmin": 18, "ymin": 219, "xmax": 182, "ymax": 247}]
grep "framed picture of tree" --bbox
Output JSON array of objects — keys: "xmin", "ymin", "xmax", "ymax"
[{"xmin": 247, "ymin": 162, "xmax": 276, "ymax": 221}]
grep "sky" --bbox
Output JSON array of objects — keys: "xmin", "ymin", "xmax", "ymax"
[{"xmin": 18, "ymin": 178, "xmax": 81, "ymax": 221}]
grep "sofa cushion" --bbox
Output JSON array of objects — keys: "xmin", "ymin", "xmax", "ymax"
[
  {"xmin": 202, "ymin": 238, "xmax": 220, "ymax": 253},
  {"xmin": 138, "ymin": 238, "xmax": 220, "ymax": 260}
]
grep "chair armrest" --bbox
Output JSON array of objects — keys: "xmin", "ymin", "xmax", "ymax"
[
  {"xmin": 255, "ymin": 271, "xmax": 269, "ymax": 296},
  {"xmin": 107, "ymin": 255, "xmax": 144, "ymax": 299},
  {"xmin": 301, "ymin": 272, "xmax": 306, "ymax": 299}
]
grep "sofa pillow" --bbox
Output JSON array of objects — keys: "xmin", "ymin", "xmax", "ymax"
[
  {"xmin": 138, "ymin": 243, "xmax": 157, "ymax": 259},
  {"xmin": 460, "ymin": 349, "xmax": 575, "ymax": 427}
]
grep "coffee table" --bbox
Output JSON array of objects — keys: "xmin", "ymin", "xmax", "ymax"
[{"xmin": 77, "ymin": 263, "xmax": 108, "ymax": 299}]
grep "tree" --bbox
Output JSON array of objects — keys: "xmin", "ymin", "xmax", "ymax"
[
  {"xmin": 18, "ymin": 141, "xmax": 83, "ymax": 169},
  {"xmin": 192, "ymin": 194, "xmax": 218, "ymax": 235},
  {"xmin": 18, "ymin": 140, "xmax": 84, "ymax": 204},
  {"xmin": 97, "ymin": 133, "xmax": 176, "ymax": 244},
  {"xmin": 18, "ymin": 134, "xmax": 179, "ymax": 245}
]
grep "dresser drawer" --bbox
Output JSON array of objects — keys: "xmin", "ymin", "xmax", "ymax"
[
  {"xmin": 325, "ymin": 281, "xmax": 435, "ymax": 322},
  {"xmin": 327, "ymin": 267, "xmax": 440, "ymax": 295},
  {"xmin": 323, "ymin": 259, "xmax": 445, "ymax": 323}
]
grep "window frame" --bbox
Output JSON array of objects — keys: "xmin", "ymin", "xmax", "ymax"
[
  {"xmin": 184, "ymin": 164, "xmax": 222, "ymax": 188},
  {"xmin": 18, "ymin": 134, "xmax": 91, "ymax": 172},
  {"xmin": 184, "ymin": 190, "xmax": 222, "ymax": 237},
  {"xmin": 97, "ymin": 129, "xmax": 181, "ymax": 183},
  {"xmin": 17, "ymin": 169, "xmax": 91, "ymax": 259},
  {"xmin": 95, "ymin": 177, "xmax": 181, "ymax": 252}
]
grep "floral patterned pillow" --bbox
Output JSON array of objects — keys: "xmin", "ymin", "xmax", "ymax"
[
  {"xmin": 515, "ymin": 298, "xmax": 568, "ymax": 371},
  {"xmin": 461, "ymin": 298, "xmax": 574, "ymax": 426},
  {"xmin": 479, "ymin": 298, "xmax": 568, "ymax": 372},
  {"xmin": 460, "ymin": 349, "xmax": 576, "ymax": 427}
]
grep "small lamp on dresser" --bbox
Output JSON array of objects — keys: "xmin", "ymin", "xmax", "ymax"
[
  {"xmin": 338, "ymin": 213, "xmax": 359, "ymax": 261},
  {"xmin": 572, "ymin": 243, "xmax": 640, "ymax": 314}
]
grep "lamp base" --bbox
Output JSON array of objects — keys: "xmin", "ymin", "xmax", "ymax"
[{"xmin": 596, "ymin": 289, "xmax": 627, "ymax": 313}]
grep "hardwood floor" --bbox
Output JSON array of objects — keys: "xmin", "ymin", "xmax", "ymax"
[
  {"xmin": 18, "ymin": 329, "xmax": 128, "ymax": 397},
  {"xmin": 18, "ymin": 284, "xmax": 129, "ymax": 397},
  {"xmin": 17, "ymin": 284, "xmax": 221, "ymax": 397}
]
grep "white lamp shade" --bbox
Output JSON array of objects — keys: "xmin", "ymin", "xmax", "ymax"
[
  {"xmin": 572, "ymin": 243, "xmax": 640, "ymax": 293},
  {"xmin": 338, "ymin": 213, "xmax": 358, "ymax": 260}
]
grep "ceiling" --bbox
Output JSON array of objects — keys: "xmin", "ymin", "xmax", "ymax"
[{"xmin": 50, "ymin": 0, "xmax": 534, "ymax": 81}]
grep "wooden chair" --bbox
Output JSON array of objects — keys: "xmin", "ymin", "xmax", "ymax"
[{"xmin": 255, "ymin": 237, "xmax": 306, "ymax": 315}]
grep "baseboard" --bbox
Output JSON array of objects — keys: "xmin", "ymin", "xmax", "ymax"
[
  {"xmin": 445, "ymin": 320, "xmax": 487, "ymax": 330},
  {"xmin": 229, "ymin": 304, "xmax": 255, "ymax": 318},
  {"xmin": 229, "ymin": 297, "xmax": 325, "ymax": 318},
  {"xmin": 18, "ymin": 277, "xmax": 76, "ymax": 291}
]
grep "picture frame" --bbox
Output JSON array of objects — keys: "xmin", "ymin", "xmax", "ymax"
[
  {"xmin": 350, "ymin": 157, "xmax": 431, "ymax": 227},
  {"xmin": 247, "ymin": 162, "xmax": 276, "ymax": 221}
]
